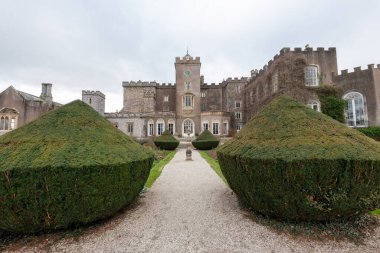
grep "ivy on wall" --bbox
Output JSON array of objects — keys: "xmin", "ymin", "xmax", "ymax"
[{"xmin": 316, "ymin": 86, "xmax": 346, "ymax": 123}]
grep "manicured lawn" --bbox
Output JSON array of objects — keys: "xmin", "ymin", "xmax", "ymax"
[
  {"xmin": 370, "ymin": 209, "xmax": 380, "ymax": 217},
  {"xmin": 199, "ymin": 150, "xmax": 227, "ymax": 185},
  {"xmin": 145, "ymin": 150, "xmax": 176, "ymax": 188}
]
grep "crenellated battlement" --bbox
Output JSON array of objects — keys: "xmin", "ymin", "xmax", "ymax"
[
  {"xmin": 339, "ymin": 64, "xmax": 380, "ymax": 76},
  {"xmin": 159, "ymin": 83, "xmax": 176, "ymax": 87},
  {"xmin": 224, "ymin": 77, "xmax": 248, "ymax": 82},
  {"xmin": 122, "ymin": 81, "xmax": 159, "ymax": 87},
  {"xmin": 82, "ymin": 90, "xmax": 105, "ymax": 98},
  {"xmin": 279, "ymin": 47, "xmax": 336, "ymax": 56},
  {"xmin": 175, "ymin": 56, "xmax": 201, "ymax": 64}
]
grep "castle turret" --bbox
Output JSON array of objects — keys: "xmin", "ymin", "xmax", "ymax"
[{"xmin": 82, "ymin": 90, "xmax": 105, "ymax": 115}]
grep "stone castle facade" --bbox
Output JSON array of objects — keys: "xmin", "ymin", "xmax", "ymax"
[{"xmin": 82, "ymin": 48, "xmax": 380, "ymax": 139}]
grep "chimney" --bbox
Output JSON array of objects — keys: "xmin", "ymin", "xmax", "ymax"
[
  {"xmin": 200, "ymin": 75, "xmax": 204, "ymax": 85},
  {"xmin": 40, "ymin": 83, "xmax": 53, "ymax": 102}
]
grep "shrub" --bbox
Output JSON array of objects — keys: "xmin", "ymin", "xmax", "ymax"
[
  {"xmin": 356, "ymin": 127, "xmax": 380, "ymax": 141},
  {"xmin": 217, "ymin": 95, "xmax": 380, "ymax": 222},
  {"xmin": 192, "ymin": 129, "xmax": 220, "ymax": 150},
  {"xmin": 0, "ymin": 100, "xmax": 154, "ymax": 233},
  {"xmin": 154, "ymin": 130, "xmax": 179, "ymax": 150},
  {"xmin": 316, "ymin": 86, "xmax": 346, "ymax": 123}
]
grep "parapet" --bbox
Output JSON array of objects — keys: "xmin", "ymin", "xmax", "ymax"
[
  {"xmin": 279, "ymin": 47, "xmax": 336, "ymax": 56},
  {"xmin": 82, "ymin": 90, "xmax": 105, "ymax": 98},
  {"xmin": 338, "ymin": 64, "xmax": 380, "ymax": 76},
  {"xmin": 224, "ymin": 77, "xmax": 248, "ymax": 82},
  {"xmin": 175, "ymin": 56, "xmax": 201, "ymax": 64},
  {"xmin": 122, "ymin": 81, "xmax": 159, "ymax": 87}
]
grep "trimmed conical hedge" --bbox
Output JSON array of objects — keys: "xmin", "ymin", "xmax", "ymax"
[
  {"xmin": 192, "ymin": 129, "xmax": 220, "ymax": 150},
  {"xmin": 217, "ymin": 95, "xmax": 380, "ymax": 222},
  {"xmin": 154, "ymin": 130, "xmax": 179, "ymax": 150},
  {"xmin": 0, "ymin": 100, "xmax": 154, "ymax": 233}
]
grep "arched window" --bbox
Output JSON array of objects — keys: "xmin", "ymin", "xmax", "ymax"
[
  {"xmin": 307, "ymin": 100, "xmax": 320, "ymax": 112},
  {"xmin": 343, "ymin": 92, "xmax": 367, "ymax": 127},
  {"xmin": 183, "ymin": 119, "xmax": 194, "ymax": 137},
  {"xmin": 4, "ymin": 116, "xmax": 9, "ymax": 130},
  {"xmin": 168, "ymin": 119, "xmax": 175, "ymax": 135},
  {"xmin": 156, "ymin": 119, "xmax": 165, "ymax": 136},
  {"xmin": 0, "ymin": 117, "xmax": 4, "ymax": 130},
  {"xmin": 305, "ymin": 65, "xmax": 319, "ymax": 86}
]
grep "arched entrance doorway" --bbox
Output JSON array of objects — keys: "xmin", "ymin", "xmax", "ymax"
[{"xmin": 182, "ymin": 118, "xmax": 194, "ymax": 137}]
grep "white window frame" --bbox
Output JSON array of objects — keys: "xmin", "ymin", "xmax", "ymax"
[
  {"xmin": 164, "ymin": 95, "xmax": 169, "ymax": 102},
  {"xmin": 202, "ymin": 121, "xmax": 209, "ymax": 132},
  {"xmin": 201, "ymin": 91, "xmax": 206, "ymax": 98},
  {"xmin": 183, "ymin": 119, "xmax": 194, "ymax": 137},
  {"xmin": 343, "ymin": 92, "xmax": 367, "ymax": 127},
  {"xmin": 168, "ymin": 119, "xmax": 175, "ymax": 135},
  {"xmin": 307, "ymin": 100, "xmax": 321, "ymax": 112},
  {"xmin": 183, "ymin": 94, "xmax": 194, "ymax": 109},
  {"xmin": 235, "ymin": 112, "xmax": 241, "ymax": 120},
  {"xmin": 212, "ymin": 122, "xmax": 220, "ymax": 135},
  {"xmin": 156, "ymin": 119, "xmax": 165, "ymax": 136},
  {"xmin": 148, "ymin": 120, "xmax": 154, "ymax": 136},
  {"xmin": 235, "ymin": 101, "xmax": 241, "ymax": 108},
  {"xmin": 305, "ymin": 65, "xmax": 319, "ymax": 87}
]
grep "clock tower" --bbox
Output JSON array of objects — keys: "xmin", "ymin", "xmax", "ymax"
[{"xmin": 175, "ymin": 52, "xmax": 201, "ymax": 137}]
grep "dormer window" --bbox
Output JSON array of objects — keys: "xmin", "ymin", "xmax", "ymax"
[{"xmin": 305, "ymin": 65, "xmax": 319, "ymax": 86}]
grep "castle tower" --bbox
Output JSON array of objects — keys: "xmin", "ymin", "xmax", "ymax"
[
  {"xmin": 175, "ymin": 52, "xmax": 201, "ymax": 137},
  {"xmin": 82, "ymin": 90, "xmax": 105, "ymax": 116}
]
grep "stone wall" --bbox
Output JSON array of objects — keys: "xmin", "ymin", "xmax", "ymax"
[{"xmin": 121, "ymin": 82, "xmax": 157, "ymax": 113}]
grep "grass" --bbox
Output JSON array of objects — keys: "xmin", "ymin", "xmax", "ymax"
[
  {"xmin": 370, "ymin": 209, "xmax": 380, "ymax": 217},
  {"xmin": 145, "ymin": 150, "xmax": 176, "ymax": 188},
  {"xmin": 199, "ymin": 150, "xmax": 227, "ymax": 184}
]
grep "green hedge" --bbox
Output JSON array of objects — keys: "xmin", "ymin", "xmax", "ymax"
[
  {"xmin": 217, "ymin": 96, "xmax": 380, "ymax": 222},
  {"xmin": 356, "ymin": 127, "xmax": 380, "ymax": 140},
  {"xmin": 154, "ymin": 130, "xmax": 179, "ymax": 150},
  {"xmin": 192, "ymin": 129, "xmax": 220, "ymax": 150},
  {"xmin": 0, "ymin": 100, "xmax": 154, "ymax": 233}
]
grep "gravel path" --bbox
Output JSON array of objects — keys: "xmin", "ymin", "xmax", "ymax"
[{"xmin": 5, "ymin": 149, "xmax": 380, "ymax": 253}]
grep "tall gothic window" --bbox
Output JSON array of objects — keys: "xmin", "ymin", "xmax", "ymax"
[
  {"xmin": 0, "ymin": 117, "xmax": 4, "ymax": 130},
  {"xmin": 148, "ymin": 120, "xmax": 154, "ymax": 136},
  {"xmin": 305, "ymin": 65, "xmax": 319, "ymax": 86},
  {"xmin": 343, "ymin": 92, "xmax": 367, "ymax": 127}
]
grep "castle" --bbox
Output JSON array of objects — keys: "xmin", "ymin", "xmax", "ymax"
[{"xmin": 82, "ymin": 48, "xmax": 380, "ymax": 139}]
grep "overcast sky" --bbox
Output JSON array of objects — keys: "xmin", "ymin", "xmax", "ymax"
[{"xmin": 1, "ymin": 0, "xmax": 380, "ymax": 112}]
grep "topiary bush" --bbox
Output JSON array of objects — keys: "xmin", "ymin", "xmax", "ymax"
[
  {"xmin": 356, "ymin": 127, "xmax": 380, "ymax": 141},
  {"xmin": 217, "ymin": 95, "xmax": 380, "ymax": 222},
  {"xmin": 192, "ymin": 129, "xmax": 220, "ymax": 150},
  {"xmin": 0, "ymin": 100, "xmax": 154, "ymax": 233},
  {"xmin": 154, "ymin": 130, "xmax": 179, "ymax": 150}
]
